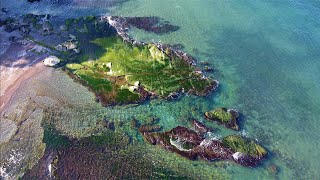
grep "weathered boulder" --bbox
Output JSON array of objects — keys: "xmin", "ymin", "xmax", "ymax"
[
  {"xmin": 205, "ymin": 107, "xmax": 240, "ymax": 130},
  {"xmin": 43, "ymin": 56, "xmax": 60, "ymax": 66}
]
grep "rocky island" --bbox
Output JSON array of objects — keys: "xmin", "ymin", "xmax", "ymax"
[
  {"xmin": 205, "ymin": 107, "xmax": 240, "ymax": 130},
  {"xmin": 65, "ymin": 16, "xmax": 218, "ymax": 106},
  {"xmin": 139, "ymin": 120, "xmax": 267, "ymax": 167}
]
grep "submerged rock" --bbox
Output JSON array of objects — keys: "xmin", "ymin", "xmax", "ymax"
[
  {"xmin": 125, "ymin": 16, "xmax": 180, "ymax": 35},
  {"xmin": 138, "ymin": 124, "xmax": 162, "ymax": 133},
  {"xmin": 205, "ymin": 107, "xmax": 240, "ymax": 130},
  {"xmin": 192, "ymin": 119, "xmax": 212, "ymax": 134},
  {"xmin": 267, "ymin": 164, "xmax": 279, "ymax": 175},
  {"xmin": 140, "ymin": 124, "xmax": 267, "ymax": 167},
  {"xmin": 107, "ymin": 16, "xmax": 179, "ymax": 35}
]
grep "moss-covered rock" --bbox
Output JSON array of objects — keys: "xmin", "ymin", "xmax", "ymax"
[
  {"xmin": 222, "ymin": 135, "xmax": 267, "ymax": 166},
  {"xmin": 222, "ymin": 135, "xmax": 267, "ymax": 158},
  {"xmin": 205, "ymin": 107, "xmax": 240, "ymax": 130}
]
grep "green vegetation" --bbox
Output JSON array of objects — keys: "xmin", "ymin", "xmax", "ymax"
[
  {"xmin": 205, "ymin": 108, "xmax": 232, "ymax": 122},
  {"xmin": 116, "ymin": 89, "xmax": 140, "ymax": 103},
  {"xmin": 205, "ymin": 107, "xmax": 240, "ymax": 130},
  {"xmin": 222, "ymin": 135, "xmax": 267, "ymax": 158},
  {"xmin": 66, "ymin": 36, "xmax": 214, "ymax": 105}
]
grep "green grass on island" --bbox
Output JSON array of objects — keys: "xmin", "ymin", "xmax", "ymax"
[
  {"xmin": 222, "ymin": 135, "xmax": 267, "ymax": 158},
  {"xmin": 66, "ymin": 36, "xmax": 214, "ymax": 106},
  {"xmin": 205, "ymin": 108, "xmax": 232, "ymax": 122},
  {"xmin": 204, "ymin": 107, "xmax": 240, "ymax": 130}
]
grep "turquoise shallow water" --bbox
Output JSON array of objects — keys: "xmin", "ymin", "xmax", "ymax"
[
  {"xmin": 2, "ymin": 0, "xmax": 320, "ymax": 179},
  {"xmin": 112, "ymin": 0, "xmax": 320, "ymax": 179}
]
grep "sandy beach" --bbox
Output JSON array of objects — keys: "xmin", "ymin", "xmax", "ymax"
[
  {"xmin": 0, "ymin": 62, "xmax": 46, "ymax": 111},
  {"xmin": 0, "ymin": 35, "xmax": 48, "ymax": 111}
]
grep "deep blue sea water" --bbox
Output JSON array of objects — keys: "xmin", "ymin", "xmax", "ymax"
[{"xmin": 2, "ymin": 0, "xmax": 320, "ymax": 179}]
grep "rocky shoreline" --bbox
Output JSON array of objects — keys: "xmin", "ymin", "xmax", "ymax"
[{"xmin": 0, "ymin": 11, "xmax": 270, "ymax": 179}]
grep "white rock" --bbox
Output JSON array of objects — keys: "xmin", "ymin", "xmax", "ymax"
[
  {"xmin": 73, "ymin": 48, "xmax": 80, "ymax": 54},
  {"xmin": 105, "ymin": 62, "xmax": 112, "ymax": 68},
  {"xmin": 134, "ymin": 81, "xmax": 140, "ymax": 87},
  {"xmin": 107, "ymin": 69, "xmax": 113, "ymax": 75},
  {"xmin": 64, "ymin": 41, "xmax": 77, "ymax": 50},
  {"xmin": 128, "ymin": 86, "xmax": 138, "ymax": 92},
  {"xmin": 43, "ymin": 56, "xmax": 60, "ymax": 66},
  {"xmin": 48, "ymin": 163, "xmax": 52, "ymax": 175},
  {"xmin": 55, "ymin": 44, "xmax": 67, "ymax": 52},
  {"xmin": 232, "ymin": 152, "xmax": 243, "ymax": 160}
]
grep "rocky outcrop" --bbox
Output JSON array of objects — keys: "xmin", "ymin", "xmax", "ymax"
[
  {"xmin": 205, "ymin": 107, "xmax": 240, "ymax": 130},
  {"xmin": 55, "ymin": 34, "xmax": 80, "ymax": 54},
  {"xmin": 106, "ymin": 16, "xmax": 196, "ymax": 66},
  {"xmin": 140, "ymin": 123, "xmax": 267, "ymax": 167}
]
